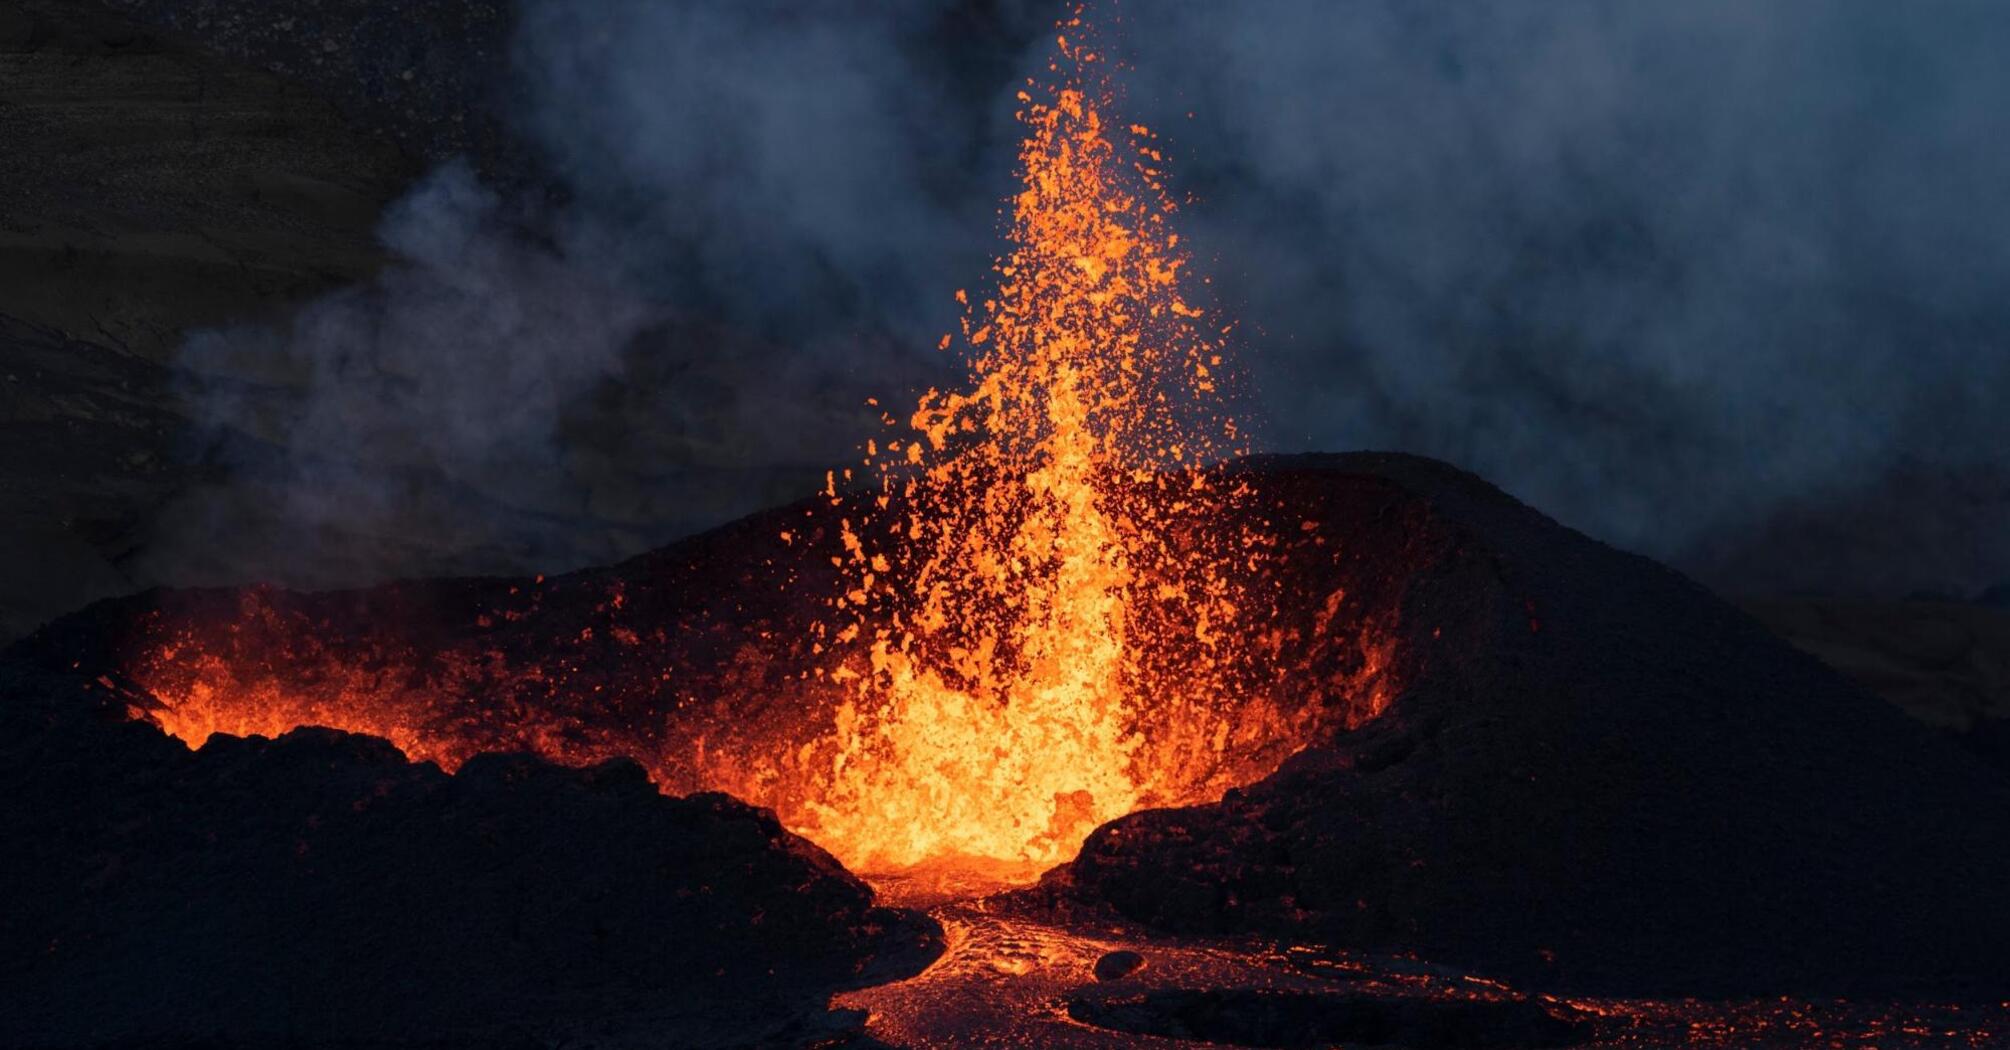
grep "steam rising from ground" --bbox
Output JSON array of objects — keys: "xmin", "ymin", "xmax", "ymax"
[{"xmin": 159, "ymin": 0, "xmax": 2010, "ymax": 597}]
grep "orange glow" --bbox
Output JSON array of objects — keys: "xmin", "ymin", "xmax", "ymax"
[
  {"xmin": 798, "ymin": 24, "xmax": 1280, "ymax": 871},
  {"xmin": 118, "ymin": 12, "xmax": 1394, "ymax": 884}
]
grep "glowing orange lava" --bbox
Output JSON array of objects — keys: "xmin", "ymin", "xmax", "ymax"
[
  {"xmin": 117, "ymin": 12, "xmax": 1392, "ymax": 884},
  {"xmin": 797, "ymin": 24, "xmax": 1270, "ymax": 871}
]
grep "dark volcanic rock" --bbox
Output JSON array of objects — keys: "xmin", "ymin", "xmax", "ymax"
[
  {"xmin": 1093, "ymin": 948, "xmax": 1146, "ymax": 982},
  {"xmin": 1049, "ymin": 453, "xmax": 2010, "ymax": 997},
  {"xmin": 0, "ymin": 660, "xmax": 938, "ymax": 1047}
]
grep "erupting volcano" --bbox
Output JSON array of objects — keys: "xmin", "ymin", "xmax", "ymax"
[
  {"xmin": 9, "ymin": 5, "xmax": 2010, "ymax": 1048},
  {"xmin": 113, "ymin": 18, "xmax": 1380, "ymax": 883}
]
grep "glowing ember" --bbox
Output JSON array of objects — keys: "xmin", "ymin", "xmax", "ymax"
[{"xmin": 798, "ymin": 22, "xmax": 1266, "ymax": 871}]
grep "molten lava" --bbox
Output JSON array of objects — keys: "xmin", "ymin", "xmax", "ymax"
[
  {"xmin": 796, "ymin": 27, "xmax": 1269, "ymax": 871},
  {"xmin": 117, "ymin": 14, "xmax": 1393, "ymax": 882}
]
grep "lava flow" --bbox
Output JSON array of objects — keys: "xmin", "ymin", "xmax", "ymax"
[{"xmin": 115, "ymin": 15, "xmax": 1392, "ymax": 884}]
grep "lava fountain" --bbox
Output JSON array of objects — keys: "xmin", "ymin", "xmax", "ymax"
[
  {"xmin": 797, "ymin": 25, "xmax": 1268, "ymax": 872},
  {"xmin": 112, "ymin": 13, "xmax": 1392, "ymax": 886}
]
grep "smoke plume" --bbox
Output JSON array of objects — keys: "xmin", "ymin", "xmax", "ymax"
[{"xmin": 159, "ymin": 0, "xmax": 2010, "ymax": 598}]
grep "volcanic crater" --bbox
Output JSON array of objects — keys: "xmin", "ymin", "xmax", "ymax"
[{"xmin": 7, "ymin": 453, "xmax": 2009, "ymax": 1047}]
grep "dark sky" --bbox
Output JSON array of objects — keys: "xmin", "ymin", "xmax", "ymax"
[{"xmin": 172, "ymin": 0, "xmax": 2010, "ymax": 598}]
